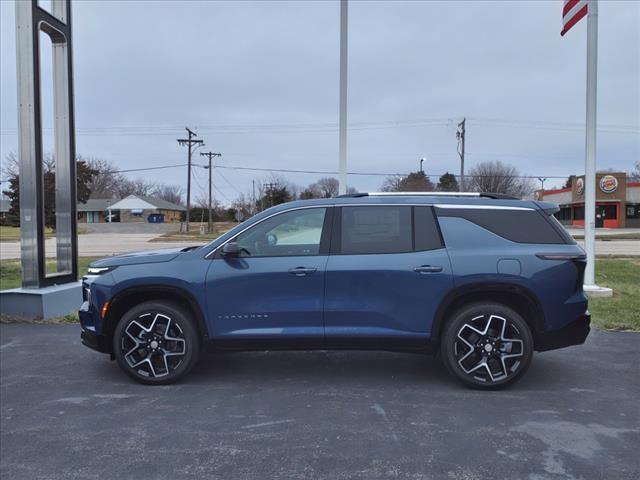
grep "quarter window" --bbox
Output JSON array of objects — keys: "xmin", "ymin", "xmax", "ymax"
[
  {"xmin": 234, "ymin": 208, "xmax": 327, "ymax": 257},
  {"xmin": 436, "ymin": 208, "xmax": 567, "ymax": 244}
]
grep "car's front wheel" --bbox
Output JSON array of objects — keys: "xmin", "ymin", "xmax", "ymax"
[
  {"xmin": 441, "ymin": 303, "xmax": 533, "ymax": 389},
  {"xmin": 113, "ymin": 301, "xmax": 201, "ymax": 385}
]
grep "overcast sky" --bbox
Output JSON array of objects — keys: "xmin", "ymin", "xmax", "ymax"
[{"xmin": 1, "ymin": 0, "xmax": 638, "ymax": 203}]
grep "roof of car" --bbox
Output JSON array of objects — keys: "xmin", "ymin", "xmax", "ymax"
[{"xmin": 267, "ymin": 192, "xmax": 550, "ymax": 211}]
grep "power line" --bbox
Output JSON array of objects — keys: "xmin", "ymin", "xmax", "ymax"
[
  {"xmin": 2, "ymin": 116, "xmax": 637, "ymax": 136},
  {"xmin": 215, "ymin": 168, "xmax": 242, "ymax": 194}
]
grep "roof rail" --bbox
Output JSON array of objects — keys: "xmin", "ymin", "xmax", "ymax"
[{"xmin": 337, "ymin": 192, "xmax": 519, "ymax": 200}]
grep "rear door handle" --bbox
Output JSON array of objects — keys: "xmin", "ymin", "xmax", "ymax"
[
  {"xmin": 414, "ymin": 265, "xmax": 443, "ymax": 273},
  {"xmin": 288, "ymin": 267, "xmax": 317, "ymax": 276}
]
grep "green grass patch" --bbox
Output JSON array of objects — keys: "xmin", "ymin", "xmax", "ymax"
[
  {"xmin": 0, "ymin": 257, "xmax": 98, "ymax": 291},
  {"xmin": 0, "ymin": 225, "xmax": 55, "ymax": 242},
  {"xmin": 589, "ymin": 258, "xmax": 640, "ymax": 331},
  {"xmin": 0, "ymin": 225, "xmax": 88, "ymax": 241}
]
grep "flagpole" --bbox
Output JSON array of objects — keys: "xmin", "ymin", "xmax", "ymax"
[
  {"xmin": 338, "ymin": 0, "xmax": 348, "ymax": 195},
  {"xmin": 584, "ymin": 0, "xmax": 598, "ymax": 286}
]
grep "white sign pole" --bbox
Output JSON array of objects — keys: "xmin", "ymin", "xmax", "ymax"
[
  {"xmin": 584, "ymin": 0, "xmax": 598, "ymax": 286},
  {"xmin": 338, "ymin": 0, "xmax": 348, "ymax": 195}
]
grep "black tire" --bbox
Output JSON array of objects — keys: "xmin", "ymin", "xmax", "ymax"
[
  {"xmin": 112, "ymin": 301, "xmax": 201, "ymax": 385},
  {"xmin": 441, "ymin": 303, "xmax": 533, "ymax": 389}
]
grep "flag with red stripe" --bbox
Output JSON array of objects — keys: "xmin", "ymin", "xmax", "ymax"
[{"xmin": 561, "ymin": 0, "xmax": 588, "ymax": 36}]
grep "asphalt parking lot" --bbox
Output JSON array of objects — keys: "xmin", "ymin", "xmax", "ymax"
[{"xmin": 1, "ymin": 325, "xmax": 638, "ymax": 480}]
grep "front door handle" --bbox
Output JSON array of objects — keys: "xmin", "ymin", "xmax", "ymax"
[
  {"xmin": 288, "ymin": 267, "xmax": 317, "ymax": 276},
  {"xmin": 414, "ymin": 265, "xmax": 443, "ymax": 273}
]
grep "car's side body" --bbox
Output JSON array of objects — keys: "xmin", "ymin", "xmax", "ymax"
[{"xmin": 80, "ymin": 194, "xmax": 589, "ymax": 364}]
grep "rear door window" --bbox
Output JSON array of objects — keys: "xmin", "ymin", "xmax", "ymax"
[
  {"xmin": 414, "ymin": 206, "xmax": 444, "ymax": 251},
  {"xmin": 340, "ymin": 206, "xmax": 412, "ymax": 254}
]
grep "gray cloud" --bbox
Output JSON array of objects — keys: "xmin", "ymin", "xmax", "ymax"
[{"xmin": 1, "ymin": 0, "xmax": 638, "ymax": 202}]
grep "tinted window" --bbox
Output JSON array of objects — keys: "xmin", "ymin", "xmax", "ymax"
[
  {"xmin": 235, "ymin": 208, "xmax": 326, "ymax": 257},
  {"xmin": 414, "ymin": 206, "xmax": 444, "ymax": 251},
  {"xmin": 340, "ymin": 206, "xmax": 412, "ymax": 254},
  {"xmin": 436, "ymin": 208, "xmax": 567, "ymax": 244}
]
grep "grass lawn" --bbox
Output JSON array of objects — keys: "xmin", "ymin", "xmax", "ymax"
[
  {"xmin": 0, "ymin": 225, "xmax": 55, "ymax": 241},
  {"xmin": 0, "ymin": 256, "xmax": 638, "ymax": 331},
  {"xmin": 589, "ymin": 258, "xmax": 640, "ymax": 331},
  {"xmin": 0, "ymin": 257, "xmax": 98, "ymax": 291},
  {"xmin": 0, "ymin": 225, "xmax": 88, "ymax": 241}
]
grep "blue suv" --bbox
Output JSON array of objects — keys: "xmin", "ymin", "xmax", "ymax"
[{"xmin": 79, "ymin": 192, "xmax": 590, "ymax": 389}]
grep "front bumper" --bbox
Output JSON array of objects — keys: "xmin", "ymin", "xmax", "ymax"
[
  {"xmin": 81, "ymin": 327, "xmax": 111, "ymax": 354},
  {"xmin": 535, "ymin": 313, "xmax": 591, "ymax": 352}
]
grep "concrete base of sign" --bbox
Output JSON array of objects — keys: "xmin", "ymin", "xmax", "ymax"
[
  {"xmin": 0, "ymin": 281, "xmax": 82, "ymax": 320},
  {"xmin": 584, "ymin": 284, "xmax": 614, "ymax": 298}
]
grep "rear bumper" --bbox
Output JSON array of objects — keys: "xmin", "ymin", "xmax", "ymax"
[
  {"xmin": 81, "ymin": 328, "xmax": 111, "ymax": 354},
  {"xmin": 535, "ymin": 313, "xmax": 591, "ymax": 352}
]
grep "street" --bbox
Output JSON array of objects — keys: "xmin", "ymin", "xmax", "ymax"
[
  {"xmin": 0, "ymin": 233, "xmax": 207, "ymax": 260},
  {"xmin": 1, "ymin": 324, "xmax": 638, "ymax": 480}
]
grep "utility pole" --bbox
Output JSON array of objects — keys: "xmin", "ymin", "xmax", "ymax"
[
  {"xmin": 252, "ymin": 180, "xmax": 256, "ymax": 215},
  {"xmin": 177, "ymin": 128, "xmax": 204, "ymax": 232},
  {"xmin": 264, "ymin": 182, "xmax": 276, "ymax": 208},
  {"xmin": 457, "ymin": 118, "xmax": 466, "ymax": 191},
  {"xmin": 200, "ymin": 151, "xmax": 222, "ymax": 233}
]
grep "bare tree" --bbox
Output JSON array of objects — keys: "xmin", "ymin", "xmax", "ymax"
[
  {"xmin": 2, "ymin": 151, "xmax": 56, "ymax": 179},
  {"xmin": 153, "ymin": 184, "xmax": 184, "ymax": 205},
  {"xmin": 299, "ymin": 183, "xmax": 322, "ymax": 199},
  {"xmin": 85, "ymin": 156, "xmax": 126, "ymax": 198},
  {"xmin": 317, "ymin": 177, "xmax": 339, "ymax": 198},
  {"xmin": 381, "ymin": 175, "xmax": 404, "ymax": 192},
  {"xmin": 467, "ymin": 161, "xmax": 535, "ymax": 198},
  {"xmin": 630, "ymin": 161, "xmax": 640, "ymax": 181}
]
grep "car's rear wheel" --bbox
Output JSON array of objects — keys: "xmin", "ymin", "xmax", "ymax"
[
  {"xmin": 113, "ymin": 301, "xmax": 200, "ymax": 385},
  {"xmin": 441, "ymin": 303, "xmax": 533, "ymax": 389}
]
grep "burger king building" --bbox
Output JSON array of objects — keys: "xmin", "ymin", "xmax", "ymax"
[{"xmin": 539, "ymin": 172, "xmax": 640, "ymax": 229}]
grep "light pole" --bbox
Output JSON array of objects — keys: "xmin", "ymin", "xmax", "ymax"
[
  {"xmin": 537, "ymin": 177, "xmax": 547, "ymax": 199},
  {"xmin": 420, "ymin": 157, "xmax": 425, "ymax": 173},
  {"xmin": 338, "ymin": 0, "xmax": 348, "ymax": 195}
]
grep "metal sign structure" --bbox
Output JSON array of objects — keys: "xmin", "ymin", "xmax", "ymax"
[{"xmin": 15, "ymin": 0, "xmax": 77, "ymax": 287}]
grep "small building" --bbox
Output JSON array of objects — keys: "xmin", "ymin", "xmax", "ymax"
[
  {"xmin": 540, "ymin": 172, "xmax": 640, "ymax": 228},
  {"xmin": 0, "ymin": 198, "xmax": 9, "ymax": 221},
  {"xmin": 77, "ymin": 199, "xmax": 114, "ymax": 223},
  {"xmin": 106, "ymin": 195, "xmax": 185, "ymax": 223}
]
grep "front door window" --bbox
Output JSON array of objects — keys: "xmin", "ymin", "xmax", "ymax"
[{"xmin": 234, "ymin": 208, "xmax": 327, "ymax": 257}]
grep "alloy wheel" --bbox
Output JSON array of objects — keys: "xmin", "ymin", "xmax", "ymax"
[
  {"xmin": 453, "ymin": 314, "xmax": 525, "ymax": 383},
  {"xmin": 121, "ymin": 312, "xmax": 187, "ymax": 378}
]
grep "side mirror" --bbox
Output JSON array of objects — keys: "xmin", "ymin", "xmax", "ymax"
[{"xmin": 221, "ymin": 242, "xmax": 241, "ymax": 256}]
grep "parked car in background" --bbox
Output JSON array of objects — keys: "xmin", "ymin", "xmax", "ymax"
[{"xmin": 79, "ymin": 192, "xmax": 590, "ymax": 389}]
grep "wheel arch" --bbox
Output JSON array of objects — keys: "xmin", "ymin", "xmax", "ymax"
[
  {"xmin": 432, "ymin": 282, "xmax": 545, "ymax": 346},
  {"xmin": 104, "ymin": 285, "xmax": 209, "ymax": 344}
]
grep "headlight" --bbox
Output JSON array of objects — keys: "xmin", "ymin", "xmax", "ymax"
[{"xmin": 87, "ymin": 266, "xmax": 116, "ymax": 275}]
